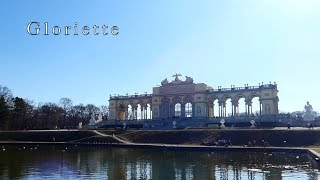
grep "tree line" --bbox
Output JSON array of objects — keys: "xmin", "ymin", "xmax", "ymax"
[{"xmin": 0, "ymin": 85, "xmax": 108, "ymax": 130}]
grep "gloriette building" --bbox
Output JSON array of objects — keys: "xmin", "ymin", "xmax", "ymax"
[{"xmin": 108, "ymin": 74, "xmax": 279, "ymax": 121}]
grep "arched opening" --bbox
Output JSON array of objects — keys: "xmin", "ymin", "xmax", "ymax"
[
  {"xmin": 160, "ymin": 98, "xmax": 170, "ymax": 119},
  {"xmin": 213, "ymin": 99, "xmax": 219, "ymax": 117},
  {"xmin": 225, "ymin": 98, "xmax": 232, "ymax": 117},
  {"xmin": 175, "ymin": 103, "xmax": 181, "ymax": 117},
  {"xmin": 118, "ymin": 104, "xmax": 126, "ymax": 120},
  {"xmin": 238, "ymin": 98, "xmax": 246, "ymax": 116},
  {"xmin": 252, "ymin": 97, "xmax": 260, "ymax": 116},
  {"xmin": 185, "ymin": 103, "xmax": 192, "ymax": 118},
  {"xmin": 146, "ymin": 103, "xmax": 152, "ymax": 120},
  {"xmin": 137, "ymin": 104, "xmax": 142, "ymax": 120},
  {"xmin": 127, "ymin": 105, "xmax": 133, "ymax": 120}
]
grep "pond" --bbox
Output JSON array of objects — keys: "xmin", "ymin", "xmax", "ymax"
[{"xmin": 0, "ymin": 145, "xmax": 319, "ymax": 179}]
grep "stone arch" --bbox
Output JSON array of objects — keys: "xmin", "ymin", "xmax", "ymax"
[
  {"xmin": 118, "ymin": 103, "xmax": 126, "ymax": 120},
  {"xmin": 137, "ymin": 100, "xmax": 145, "ymax": 107},
  {"xmin": 171, "ymin": 97, "xmax": 183, "ymax": 118},
  {"xmin": 172, "ymin": 96, "xmax": 183, "ymax": 105},
  {"xmin": 119, "ymin": 100, "xmax": 126, "ymax": 106},
  {"xmin": 247, "ymin": 93, "xmax": 260, "ymax": 101},
  {"xmin": 232, "ymin": 93, "xmax": 246, "ymax": 117},
  {"xmin": 185, "ymin": 102, "xmax": 193, "ymax": 118},
  {"xmin": 136, "ymin": 100, "xmax": 147, "ymax": 120},
  {"xmin": 206, "ymin": 95, "xmax": 218, "ymax": 103},
  {"xmin": 219, "ymin": 95, "xmax": 232, "ymax": 117},
  {"xmin": 146, "ymin": 98, "xmax": 152, "ymax": 106},
  {"xmin": 245, "ymin": 93, "xmax": 261, "ymax": 116},
  {"xmin": 161, "ymin": 97, "xmax": 170, "ymax": 105},
  {"xmin": 146, "ymin": 103, "xmax": 152, "ymax": 119},
  {"xmin": 212, "ymin": 99, "xmax": 219, "ymax": 117},
  {"xmin": 207, "ymin": 95, "xmax": 218, "ymax": 117},
  {"xmin": 160, "ymin": 97, "xmax": 170, "ymax": 119},
  {"xmin": 225, "ymin": 98, "xmax": 232, "ymax": 117},
  {"xmin": 183, "ymin": 95, "xmax": 193, "ymax": 104},
  {"xmin": 128, "ymin": 100, "xmax": 135, "ymax": 107},
  {"xmin": 174, "ymin": 103, "xmax": 182, "ymax": 117}
]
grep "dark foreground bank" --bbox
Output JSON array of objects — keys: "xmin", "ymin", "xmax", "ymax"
[
  {"xmin": 114, "ymin": 129, "xmax": 320, "ymax": 147},
  {"xmin": 0, "ymin": 130, "xmax": 121, "ymax": 144},
  {"xmin": 1, "ymin": 129, "xmax": 320, "ymax": 168},
  {"xmin": 2, "ymin": 129, "xmax": 320, "ymax": 146}
]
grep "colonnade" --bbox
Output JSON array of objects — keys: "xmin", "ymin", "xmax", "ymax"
[
  {"xmin": 160, "ymin": 102, "xmax": 193, "ymax": 119},
  {"xmin": 208, "ymin": 98, "xmax": 262, "ymax": 118},
  {"xmin": 123, "ymin": 104, "xmax": 152, "ymax": 120}
]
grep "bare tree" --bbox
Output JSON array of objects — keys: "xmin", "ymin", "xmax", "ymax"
[
  {"xmin": 0, "ymin": 85, "xmax": 13, "ymax": 107},
  {"xmin": 85, "ymin": 104, "xmax": 100, "ymax": 116},
  {"xmin": 100, "ymin": 105, "xmax": 109, "ymax": 120},
  {"xmin": 59, "ymin": 98, "xmax": 73, "ymax": 113},
  {"xmin": 59, "ymin": 98, "xmax": 73, "ymax": 129}
]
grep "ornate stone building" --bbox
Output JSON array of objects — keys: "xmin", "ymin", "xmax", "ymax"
[{"xmin": 108, "ymin": 74, "xmax": 279, "ymax": 121}]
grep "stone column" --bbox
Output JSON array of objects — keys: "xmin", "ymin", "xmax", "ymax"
[
  {"xmin": 169, "ymin": 104, "xmax": 174, "ymax": 119},
  {"xmin": 192, "ymin": 103, "xmax": 196, "ymax": 118},
  {"xmin": 125, "ymin": 106, "xmax": 128, "ymax": 120},
  {"xmin": 245, "ymin": 104, "xmax": 247, "ymax": 116},
  {"xmin": 231, "ymin": 104, "xmax": 234, "ymax": 117},
  {"xmin": 181, "ymin": 104, "xmax": 185, "ymax": 118},
  {"xmin": 232, "ymin": 101, "xmax": 239, "ymax": 117},
  {"xmin": 141, "ymin": 108, "xmax": 144, "ymax": 120},
  {"xmin": 133, "ymin": 106, "xmax": 137, "ymax": 120},
  {"xmin": 218, "ymin": 101, "xmax": 224, "ymax": 117},
  {"xmin": 132, "ymin": 107, "xmax": 134, "ymax": 120},
  {"xmin": 212, "ymin": 103, "xmax": 215, "ymax": 117},
  {"xmin": 208, "ymin": 103, "xmax": 213, "ymax": 118},
  {"xmin": 259, "ymin": 101, "xmax": 262, "ymax": 116},
  {"xmin": 141, "ymin": 107, "xmax": 146, "ymax": 119},
  {"xmin": 149, "ymin": 105, "xmax": 152, "ymax": 120},
  {"xmin": 246, "ymin": 101, "xmax": 252, "ymax": 116}
]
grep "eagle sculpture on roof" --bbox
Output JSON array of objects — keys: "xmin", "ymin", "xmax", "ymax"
[{"xmin": 172, "ymin": 73, "xmax": 182, "ymax": 81}]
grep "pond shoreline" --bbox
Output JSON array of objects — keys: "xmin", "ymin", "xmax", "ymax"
[
  {"xmin": 1, "ymin": 140, "xmax": 320, "ymax": 168},
  {"xmin": 1, "ymin": 129, "xmax": 320, "ymax": 168}
]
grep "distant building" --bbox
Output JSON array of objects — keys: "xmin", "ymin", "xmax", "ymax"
[{"xmin": 108, "ymin": 74, "xmax": 279, "ymax": 121}]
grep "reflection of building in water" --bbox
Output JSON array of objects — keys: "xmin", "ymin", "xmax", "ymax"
[
  {"xmin": 109, "ymin": 74, "xmax": 279, "ymax": 120},
  {"xmin": 0, "ymin": 147, "xmax": 318, "ymax": 179}
]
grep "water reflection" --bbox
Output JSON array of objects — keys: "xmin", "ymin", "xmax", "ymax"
[{"xmin": 0, "ymin": 145, "xmax": 319, "ymax": 179}]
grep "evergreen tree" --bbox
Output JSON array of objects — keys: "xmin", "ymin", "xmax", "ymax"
[
  {"xmin": 11, "ymin": 97, "xmax": 30, "ymax": 130},
  {"xmin": 0, "ymin": 96, "xmax": 10, "ymax": 130}
]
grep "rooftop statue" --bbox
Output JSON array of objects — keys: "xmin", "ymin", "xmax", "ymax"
[
  {"xmin": 303, "ymin": 101, "xmax": 315, "ymax": 121},
  {"xmin": 305, "ymin": 101, "xmax": 313, "ymax": 112},
  {"xmin": 161, "ymin": 78, "xmax": 169, "ymax": 86},
  {"xmin": 97, "ymin": 113, "xmax": 103, "ymax": 123},
  {"xmin": 185, "ymin": 76, "xmax": 194, "ymax": 83},
  {"xmin": 161, "ymin": 74, "xmax": 195, "ymax": 86},
  {"xmin": 172, "ymin": 73, "xmax": 182, "ymax": 81},
  {"xmin": 89, "ymin": 113, "xmax": 96, "ymax": 125}
]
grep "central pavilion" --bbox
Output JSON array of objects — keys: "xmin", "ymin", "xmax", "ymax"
[{"xmin": 108, "ymin": 74, "xmax": 279, "ymax": 121}]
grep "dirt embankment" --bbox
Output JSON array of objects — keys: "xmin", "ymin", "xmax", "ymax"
[
  {"xmin": 0, "ymin": 130, "xmax": 123, "ymax": 144},
  {"xmin": 115, "ymin": 129, "xmax": 320, "ymax": 147},
  {"xmin": 1, "ymin": 129, "xmax": 320, "ymax": 147}
]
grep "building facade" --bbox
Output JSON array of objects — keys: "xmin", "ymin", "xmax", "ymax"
[{"xmin": 108, "ymin": 74, "xmax": 279, "ymax": 121}]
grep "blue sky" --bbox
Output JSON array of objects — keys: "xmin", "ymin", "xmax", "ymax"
[{"xmin": 0, "ymin": 0, "xmax": 319, "ymax": 112}]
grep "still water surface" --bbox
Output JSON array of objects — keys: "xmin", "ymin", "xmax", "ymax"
[{"xmin": 0, "ymin": 145, "xmax": 319, "ymax": 179}]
